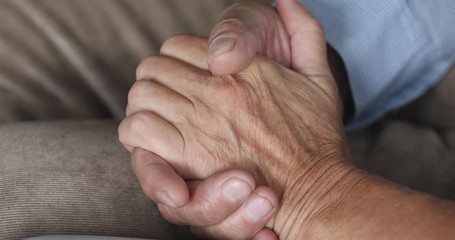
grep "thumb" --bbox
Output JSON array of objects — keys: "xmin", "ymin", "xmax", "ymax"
[
  {"xmin": 276, "ymin": 0, "xmax": 332, "ymax": 80},
  {"xmin": 208, "ymin": 2, "xmax": 291, "ymax": 76}
]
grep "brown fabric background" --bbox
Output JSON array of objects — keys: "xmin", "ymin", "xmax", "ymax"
[{"xmin": 0, "ymin": 121, "xmax": 192, "ymax": 240}]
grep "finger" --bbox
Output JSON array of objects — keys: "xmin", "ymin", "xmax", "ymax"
[
  {"xmin": 192, "ymin": 186, "xmax": 278, "ymax": 240},
  {"xmin": 160, "ymin": 35, "xmax": 209, "ymax": 70},
  {"xmin": 276, "ymin": 0, "xmax": 332, "ymax": 80},
  {"xmin": 158, "ymin": 170, "xmax": 255, "ymax": 226},
  {"xmin": 136, "ymin": 55, "xmax": 208, "ymax": 94},
  {"xmin": 254, "ymin": 228, "xmax": 279, "ymax": 240},
  {"xmin": 118, "ymin": 111, "xmax": 184, "ymax": 168},
  {"xmin": 131, "ymin": 148, "xmax": 189, "ymax": 208},
  {"xmin": 208, "ymin": 2, "xmax": 291, "ymax": 76},
  {"xmin": 126, "ymin": 79, "xmax": 193, "ymax": 120}
]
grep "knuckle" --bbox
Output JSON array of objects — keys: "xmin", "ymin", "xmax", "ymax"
[
  {"xmin": 129, "ymin": 112, "xmax": 151, "ymax": 140},
  {"xmin": 136, "ymin": 56, "xmax": 159, "ymax": 80},
  {"xmin": 127, "ymin": 80, "xmax": 146, "ymax": 104},
  {"xmin": 127, "ymin": 79, "xmax": 158, "ymax": 105},
  {"xmin": 160, "ymin": 34, "xmax": 192, "ymax": 54}
]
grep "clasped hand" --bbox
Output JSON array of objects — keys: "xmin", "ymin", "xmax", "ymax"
[{"xmin": 119, "ymin": 0, "xmax": 353, "ymax": 239}]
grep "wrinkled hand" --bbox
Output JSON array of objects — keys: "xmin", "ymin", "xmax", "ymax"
[
  {"xmin": 131, "ymin": 148, "xmax": 278, "ymax": 239},
  {"xmin": 209, "ymin": 0, "xmax": 352, "ymax": 117},
  {"xmin": 119, "ymin": 2, "xmax": 352, "ymax": 238},
  {"xmin": 124, "ymin": 36, "xmax": 280, "ymax": 240}
]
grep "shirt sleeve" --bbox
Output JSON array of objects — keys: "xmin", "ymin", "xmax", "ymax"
[{"xmin": 298, "ymin": 0, "xmax": 455, "ymax": 131}]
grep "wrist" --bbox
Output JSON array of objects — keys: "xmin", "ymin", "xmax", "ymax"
[
  {"xmin": 273, "ymin": 160, "xmax": 428, "ymax": 240},
  {"xmin": 273, "ymin": 161, "xmax": 366, "ymax": 239}
]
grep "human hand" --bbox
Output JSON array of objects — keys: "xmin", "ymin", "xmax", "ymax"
[
  {"xmin": 124, "ymin": 35, "xmax": 279, "ymax": 240},
  {"xmin": 131, "ymin": 148, "xmax": 278, "ymax": 240},
  {"xmin": 208, "ymin": 0, "xmax": 352, "ymax": 118},
  {"xmin": 119, "ymin": 1, "xmax": 354, "ymax": 238}
]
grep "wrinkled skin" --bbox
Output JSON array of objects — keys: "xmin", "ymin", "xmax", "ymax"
[
  {"xmin": 119, "ymin": 0, "xmax": 353, "ymax": 239},
  {"xmin": 129, "ymin": 49, "xmax": 346, "ymax": 184},
  {"xmin": 120, "ymin": 1, "xmax": 455, "ymax": 239},
  {"xmin": 120, "ymin": 36, "xmax": 353, "ymax": 238}
]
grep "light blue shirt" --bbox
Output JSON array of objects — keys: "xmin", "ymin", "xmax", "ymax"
[{"xmin": 299, "ymin": 0, "xmax": 455, "ymax": 130}]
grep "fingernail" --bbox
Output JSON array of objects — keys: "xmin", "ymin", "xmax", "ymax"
[
  {"xmin": 244, "ymin": 195, "xmax": 274, "ymax": 222},
  {"xmin": 156, "ymin": 190, "xmax": 178, "ymax": 208},
  {"xmin": 222, "ymin": 178, "xmax": 253, "ymax": 203},
  {"xmin": 209, "ymin": 36, "xmax": 236, "ymax": 58}
]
